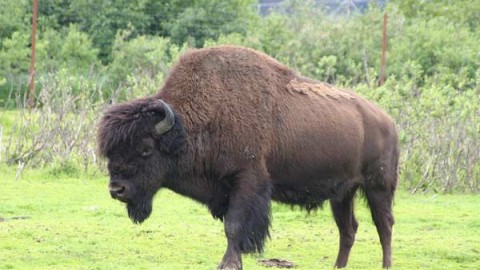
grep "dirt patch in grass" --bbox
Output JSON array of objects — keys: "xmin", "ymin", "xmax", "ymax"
[{"xmin": 258, "ymin": 258, "xmax": 295, "ymax": 268}]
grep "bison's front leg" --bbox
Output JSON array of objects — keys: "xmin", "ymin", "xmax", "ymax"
[
  {"xmin": 217, "ymin": 170, "xmax": 272, "ymax": 270},
  {"xmin": 218, "ymin": 228, "xmax": 242, "ymax": 270}
]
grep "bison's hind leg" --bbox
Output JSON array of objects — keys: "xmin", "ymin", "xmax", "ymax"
[
  {"xmin": 364, "ymin": 186, "xmax": 394, "ymax": 269},
  {"xmin": 331, "ymin": 186, "xmax": 359, "ymax": 268},
  {"xmin": 363, "ymin": 152, "xmax": 398, "ymax": 268}
]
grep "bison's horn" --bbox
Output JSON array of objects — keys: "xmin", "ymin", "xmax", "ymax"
[{"xmin": 154, "ymin": 100, "xmax": 175, "ymax": 135}]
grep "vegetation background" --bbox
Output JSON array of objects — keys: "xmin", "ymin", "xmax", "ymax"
[{"xmin": 0, "ymin": 0, "xmax": 479, "ymax": 269}]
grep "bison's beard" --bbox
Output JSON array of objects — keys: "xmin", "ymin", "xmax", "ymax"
[{"xmin": 126, "ymin": 200, "xmax": 152, "ymax": 224}]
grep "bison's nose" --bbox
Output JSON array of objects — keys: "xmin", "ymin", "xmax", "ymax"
[{"xmin": 109, "ymin": 182, "xmax": 127, "ymax": 200}]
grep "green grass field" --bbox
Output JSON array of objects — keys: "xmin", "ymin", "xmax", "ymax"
[{"xmin": 1, "ymin": 167, "xmax": 479, "ymax": 270}]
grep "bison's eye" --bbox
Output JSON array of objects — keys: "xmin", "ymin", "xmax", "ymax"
[{"xmin": 141, "ymin": 147, "xmax": 153, "ymax": 158}]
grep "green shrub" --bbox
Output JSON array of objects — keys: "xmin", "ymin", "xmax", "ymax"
[
  {"xmin": 108, "ymin": 32, "xmax": 189, "ymax": 100},
  {"xmin": 36, "ymin": 25, "xmax": 100, "ymax": 74},
  {"xmin": 0, "ymin": 31, "xmax": 31, "ymax": 77}
]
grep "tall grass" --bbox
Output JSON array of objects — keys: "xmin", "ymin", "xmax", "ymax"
[{"xmin": 0, "ymin": 71, "xmax": 105, "ymax": 177}]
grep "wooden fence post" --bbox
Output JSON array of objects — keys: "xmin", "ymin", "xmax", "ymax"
[{"xmin": 28, "ymin": 0, "xmax": 38, "ymax": 108}]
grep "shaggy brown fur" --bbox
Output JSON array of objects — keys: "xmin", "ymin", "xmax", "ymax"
[{"xmin": 97, "ymin": 45, "xmax": 399, "ymax": 270}]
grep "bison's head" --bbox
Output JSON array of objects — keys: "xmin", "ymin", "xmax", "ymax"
[{"xmin": 97, "ymin": 98, "xmax": 186, "ymax": 223}]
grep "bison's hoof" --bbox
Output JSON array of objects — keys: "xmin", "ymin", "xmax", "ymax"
[{"xmin": 217, "ymin": 260, "xmax": 242, "ymax": 270}]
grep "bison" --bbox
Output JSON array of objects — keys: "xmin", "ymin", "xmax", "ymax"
[{"xmin": 97, "ymin": 46, "xmax": 399, "ymax": 269}]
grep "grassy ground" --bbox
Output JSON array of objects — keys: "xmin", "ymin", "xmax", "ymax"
[{"xmin": 1, "ymin": 167, "xmax": 479, "ymax": 270}]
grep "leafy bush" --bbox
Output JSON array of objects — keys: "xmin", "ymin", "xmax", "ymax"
[
  {"xmin": 0, "ymin": 31, "xmax": 31, "ymax": 77},
  {"xmin": 108, "ymin": 32, "xmax": 189, "ymax": 100},
  {"xmin": 164, "ymin": 0, "xmax": 257, "ymax": 48},
  {"xmin": 36, "ymin": 25, "xmax": 100, "ymax": 73}
]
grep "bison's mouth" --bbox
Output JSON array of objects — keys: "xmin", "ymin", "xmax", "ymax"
[{"xmin": 126, "ymin": 199, "xmax": 153, "ymax": 224}]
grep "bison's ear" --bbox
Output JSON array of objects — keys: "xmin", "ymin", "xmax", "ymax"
[{"xmin": 142, "ymin": 99, "xmax": 175, "ymax": 136}]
